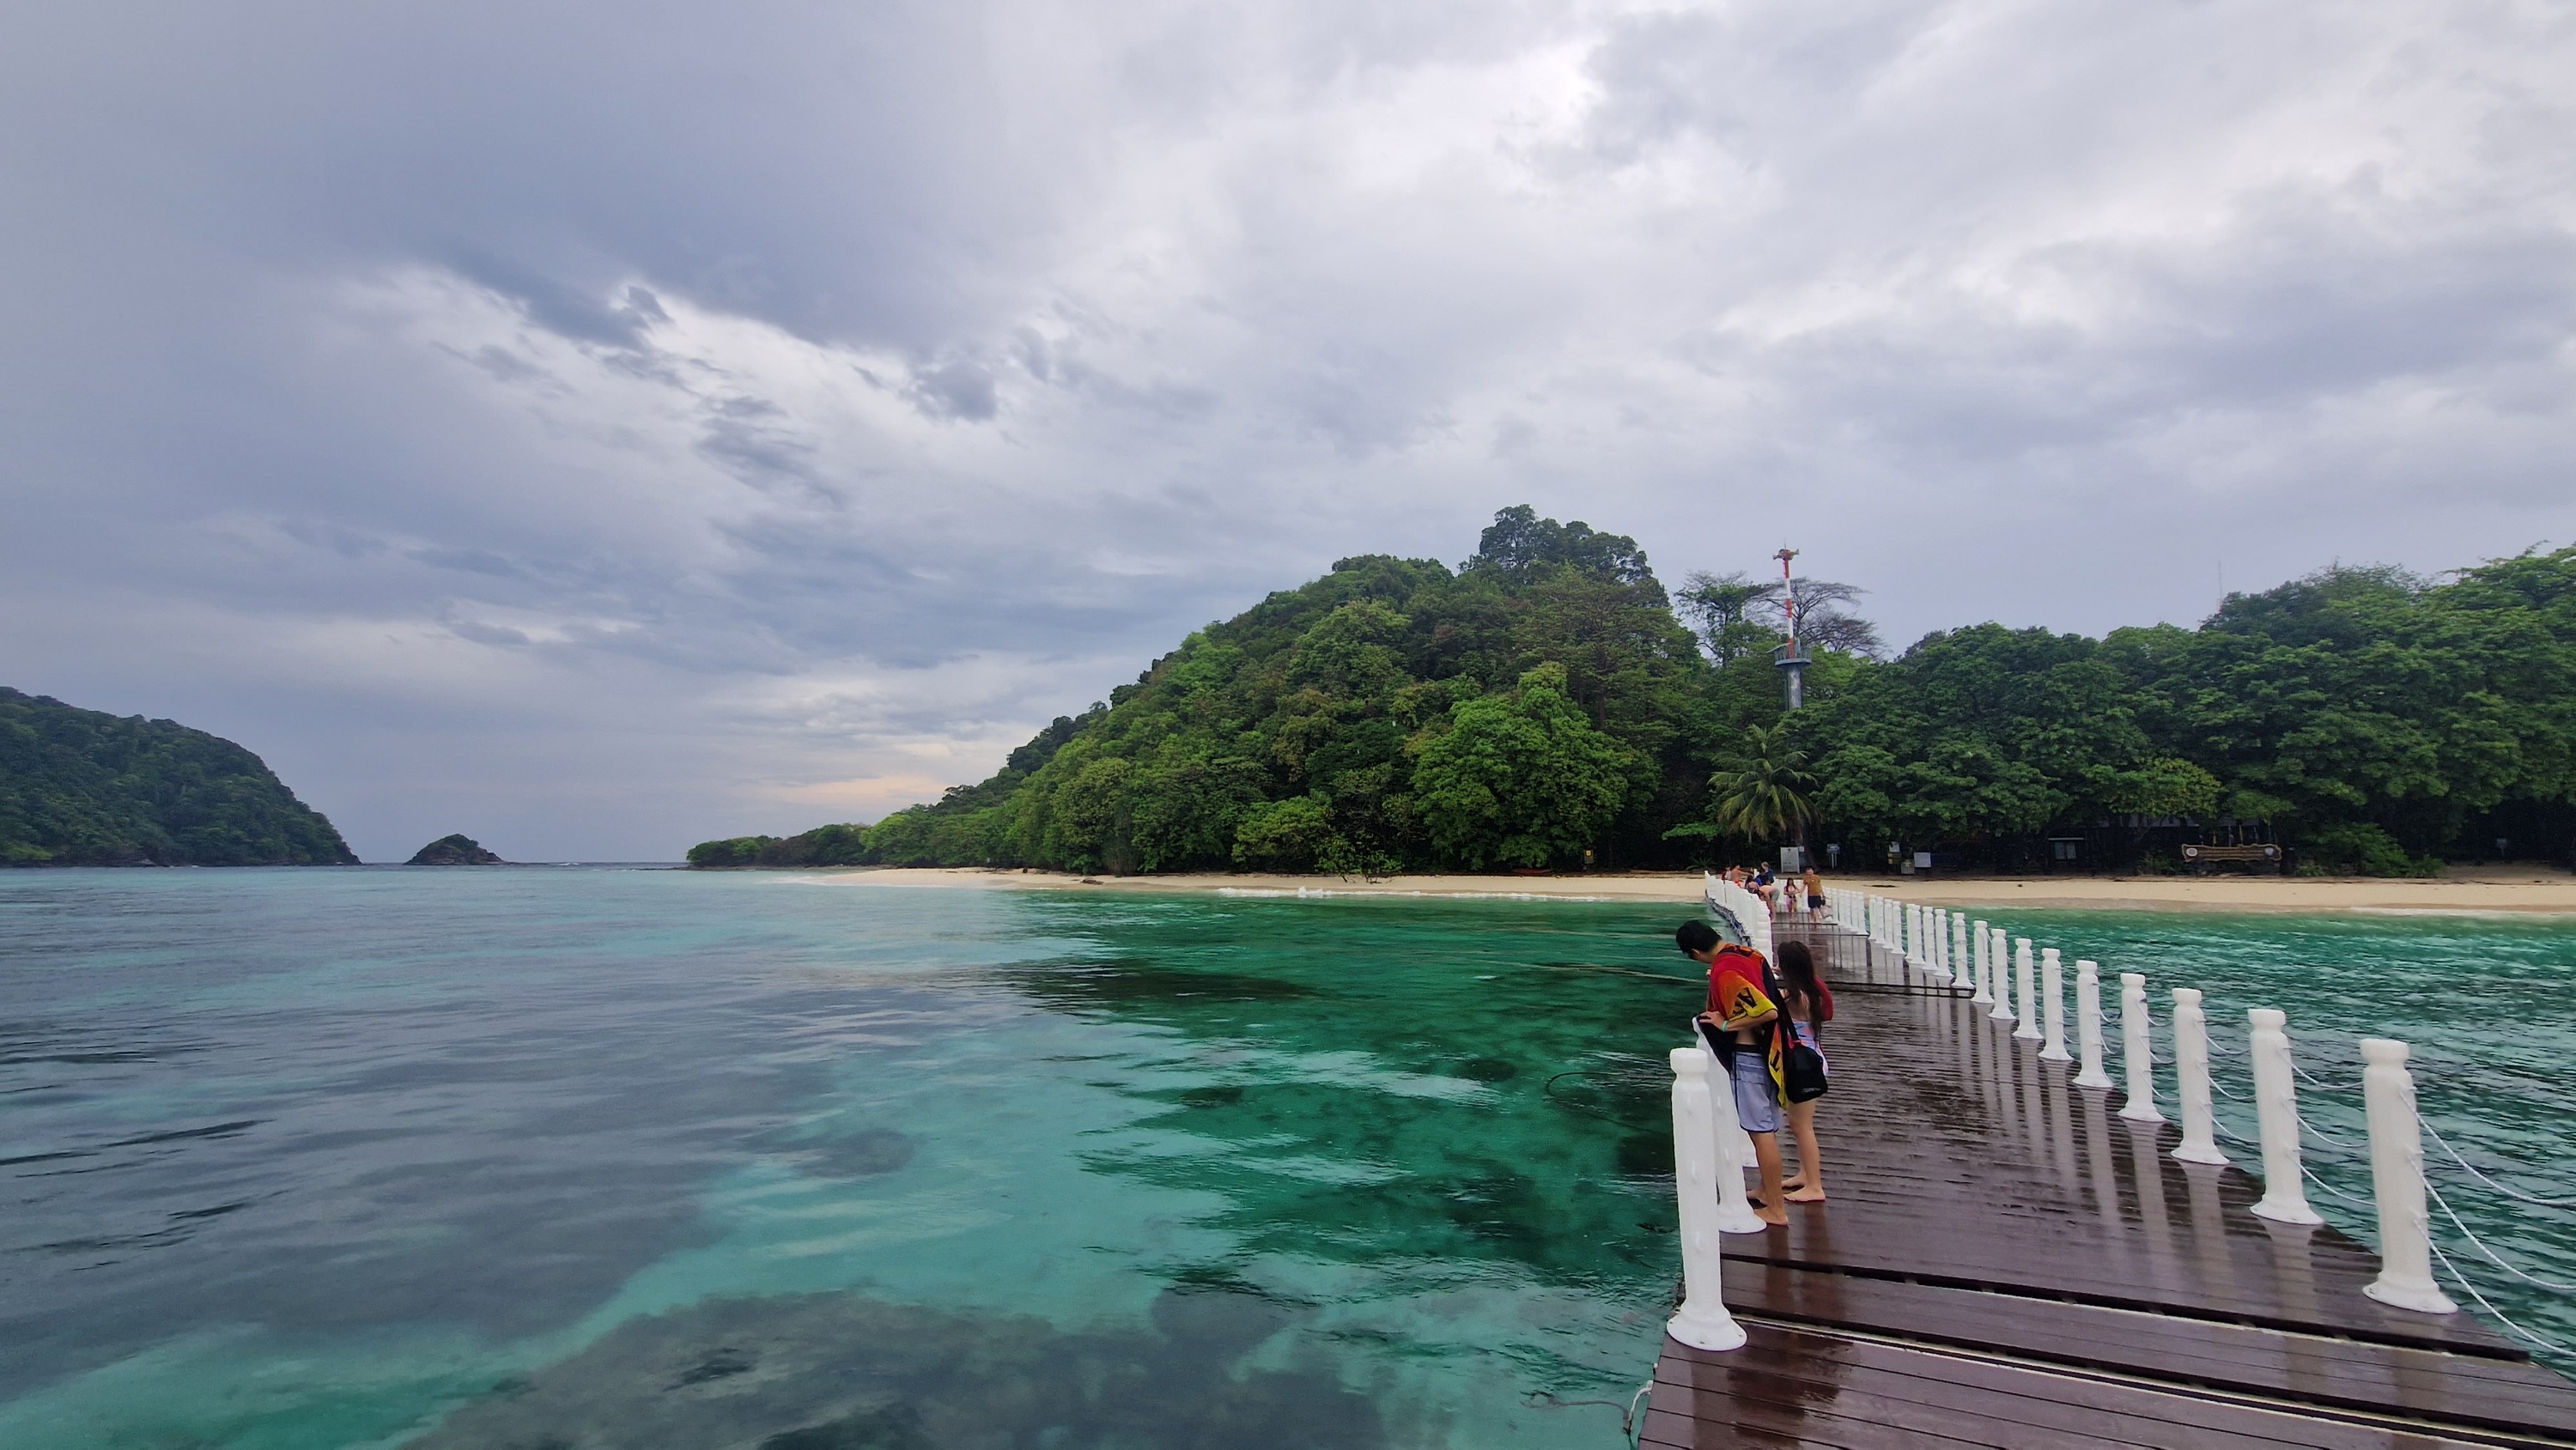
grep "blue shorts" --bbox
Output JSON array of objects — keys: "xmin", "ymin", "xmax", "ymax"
[{"xmin": 1727, "ymin": 1050, "xmax": 1783, "ymax": 1134}]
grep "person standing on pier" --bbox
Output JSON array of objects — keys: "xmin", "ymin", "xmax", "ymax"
[
  {"xmin": 1773, "ymin": 938, "xmax": 1833, "ymax": 1203},
  {"xmin": 1801, "ymin": 865, "xmax": 1826, "ymax": 921},
  {"xmin": 1676, "ymin": 919, "xmax": 1789, "ymax": 1226}
]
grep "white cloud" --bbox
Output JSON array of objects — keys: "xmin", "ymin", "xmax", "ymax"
[{"xmin": 2, "ymin": 0, "xmax": 2572, "ymax": 858}]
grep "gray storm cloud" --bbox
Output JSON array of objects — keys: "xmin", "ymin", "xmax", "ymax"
[{"xmin": 3, "ymin": 1, "xmax": 2570, "ymax": 859}]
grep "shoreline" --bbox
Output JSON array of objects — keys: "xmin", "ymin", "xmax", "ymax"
[{"xmin": 793, "ymin": 865, "xmax": 2576, "ymax": 914}]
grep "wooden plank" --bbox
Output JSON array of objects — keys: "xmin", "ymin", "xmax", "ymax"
[
  {"xmin": 1651, "ymin": 1324, "xmax": 2490, "ymax": 1449},
  {"xmin": 1716, "ymin": 1261, "xmax": 2576, "ymax": 1437}
]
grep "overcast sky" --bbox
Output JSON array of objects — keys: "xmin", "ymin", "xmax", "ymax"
[{"xmin": 4, "ymin": 2, "xmax": 2572, "ymax": 862}]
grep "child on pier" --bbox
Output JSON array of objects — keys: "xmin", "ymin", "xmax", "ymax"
[
  {"xmin": 1773, "ymin": 938, "xmax": 1832, "ymax": 1203},
  {"xmin": 1674, "ymin": 919, "xmax": 1789, "ymax": 1226}
]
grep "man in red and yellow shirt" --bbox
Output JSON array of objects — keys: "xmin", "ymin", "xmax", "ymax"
[{"xmin": 1677, "ymin": 919, "xmax": 1789, "ymax": 1226}]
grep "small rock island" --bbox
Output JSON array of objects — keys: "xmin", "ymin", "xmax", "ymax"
[{"xmin": 407, "ymin": 834, "xmax": 506, "ymax": 865}]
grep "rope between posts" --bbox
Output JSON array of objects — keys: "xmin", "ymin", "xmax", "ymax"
[
  {"xmin": 2302, "ymin": 1162, "xmax": 2372, "ymax": 1205},
  {"xmin": 2422, "ymin": 1121, "xmax": 2576, "ymax": 1210},
  {"xmin": 2428, "ymin": 1237, "xmax": 2576, "ymax": 1356},
  {"xmin": 2299, "ymin": 1113, "xmax": 2364, "ymax": 1151},
  {"xmin": 2427, "ymin": 1181, "xmax": 2576, "ymax": 1295}
]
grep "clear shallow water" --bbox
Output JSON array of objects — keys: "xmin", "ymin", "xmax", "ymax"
[
  {"xmin": 0, "ymin": 870, "xmax": 1707, "ymax": 1450},
  {"xmin": 1968, "ymin": 905, "xmax": 2576, "ymax": 1362},
  {"xmin": 3, "ymin": 875, "xmax": 2573, "ymax": 1450}
]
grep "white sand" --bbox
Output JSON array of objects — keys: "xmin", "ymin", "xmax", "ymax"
[{"xmin": 803, "ymin": 865, "xmax": 2576, "ymax": 913}]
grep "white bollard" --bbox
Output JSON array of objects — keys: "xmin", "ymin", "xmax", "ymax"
[
  {"xmin": 2118, "ymin": 972, "xmax": 2165, "ymax": 1123},
  {"xmin": 2168, "ymin": 988, "xmax": 2227, "ymax": 1164},
  {"xmin": 1986, "ymin": 928, "xmax": 2015, "ymax": 1022},
  {"xmin": 1970, "ymin": 921, "xmax": 1995, "ymax": 1005},
  {"xmin": 2073, "ymin": 960, "xmax": 2113, "ymax": 1089},
  {"xmin": 1667, "ymin": 1047, "xmax": 1752, "ymax": 1350},
  {"xmin": 2360, "ymin": 1039, "xmax": 2458, "ymax": 1314},
  {"xmin": 2014, "ymin": 939, "xmax": 2042, "ymax": 1041},
  {"xmin": 1952, "ymin": 913, "xmax": 1969, "ymax": 996},
  {"xmin": 2246, "ymin": 1010, "xmax": 2322, "ymax": 1225},
  {"xmin": 2039, "ymin": 947, "xmax": 2071, "ymax": 1062},
  {"xmin": 1933, "ymin": 907, "xmax": 1953, "ymax": 981}
]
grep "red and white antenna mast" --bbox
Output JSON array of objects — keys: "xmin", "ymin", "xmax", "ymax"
[{"xmin": 1772, "ymin": 547, "xmax": 1809, "ymax": 709}]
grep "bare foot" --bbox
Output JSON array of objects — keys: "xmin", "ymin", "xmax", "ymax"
[
  {"xmin": 1785, "ymin": 1186, "xmax": 1826, "ymax": 1203},
  {"xmin": 1757, "ymin": 1204, "xmax": 1790, "ymax": 1226},
  {"xmin": 1780, "ymin": 1177, "xmax": 1808, "ymax": 1192}
]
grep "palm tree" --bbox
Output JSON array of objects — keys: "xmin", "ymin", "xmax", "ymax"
[{"xmin": 1707, "ymin": 724, "xmax": 1817, "ymax": 846}]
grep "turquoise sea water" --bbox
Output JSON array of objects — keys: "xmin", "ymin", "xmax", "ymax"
[{"xmin": 2, "ymin": 871, "xmax": 2572, "ymax": 1448}]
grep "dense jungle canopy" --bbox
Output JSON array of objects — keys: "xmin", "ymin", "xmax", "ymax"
[
  {"xmin": 691, "ymin": 509, "xmax": 2576, "ymax": 877},
  {"xmin": 0, "ymin": 688, "xmax": 357, "ymax": 866}
]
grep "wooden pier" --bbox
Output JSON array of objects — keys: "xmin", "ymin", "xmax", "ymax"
[{"xmin": 1649, "ymin": 917, "xmax": 2576, "ymax": 1449}]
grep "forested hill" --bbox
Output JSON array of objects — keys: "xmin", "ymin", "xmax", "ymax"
[
  {"xmin": 0, "ymin": 689, "xmax": 358, "ymax": 866},
  {"xmin": 691, "ymin": 509, "xmax": 2576, "ymax": 877}
]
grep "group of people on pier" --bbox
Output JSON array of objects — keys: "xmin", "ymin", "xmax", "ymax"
[
  {"xmin": 1675, "ymin": 914, "xmax": 1832, "ymax": 1226},
  {"xmin": 1711, "ymin": 862, "xmax": 1829, "ymax": 920}
]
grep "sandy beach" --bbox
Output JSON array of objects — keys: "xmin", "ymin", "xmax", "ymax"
[{"xmin": 810, "ymin": 865, "xmax": 2576, "ymax": 913}]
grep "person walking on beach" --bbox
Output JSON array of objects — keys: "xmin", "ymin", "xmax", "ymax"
[
  {"xmin": 1773, "ymin": 938, "xmax": 1833, "ymax": 1203},
  {"xmin": 1675, "ymin": 919, "xmax": 1789, "ymax": 1226}
]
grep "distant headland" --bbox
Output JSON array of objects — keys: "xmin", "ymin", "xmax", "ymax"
[
  {"xmin": 690, "ymin": 507, "xmax": 2576, "ymax": 882},
  {"xmin": 0, "ymin": 687, "xmax": 356, "ymax": 866}
]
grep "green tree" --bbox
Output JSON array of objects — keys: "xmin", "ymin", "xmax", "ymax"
[
  {"xmin": 1702, "ymin": 724, "xmax": 1817, "ymax": 845},
  {"xmin": 1233, "ymin": 794, "xmax": 1334, "ymax": 871},
  {"xmin": 1412, "ymin": 664, "xmax": 1634, "ymax": 868}
]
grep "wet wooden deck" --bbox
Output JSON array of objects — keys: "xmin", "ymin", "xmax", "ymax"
[{"xmin": 1648, "ymin": 918, "xmax": 2576, "ymax": 1448}]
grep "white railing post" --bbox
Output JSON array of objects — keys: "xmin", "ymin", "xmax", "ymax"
[
  {"xmin": 1667, "ymin": 1047, "xmax": 1751, "ymax": 1350},
  {"xmin": 2073, "ymin": 960, "xmax": 2113, "ymax": 1088},
  {"xmin": 1951, "ymin": 913, "xmax": 1969, "ymax": 996},
  {"xmin": 1970, "ymin": 921, "xmax": 1994, "ymax": 1006},
  {"xmin": 1986, "ymin": 928, "xmax": 2014, "ymax": 1022},
  {"xmin": 2360, "ymin": 1039, "xmax": 2458, "ymax": 1314},
  {"xmin": 2039, "ymin": 947, "xmax": 2071, "ymax": 1062},
  {"xmin": 1933, "ymin": 907, "xmax": 1953, "ymax": 981},
  {"xmin": 2014, "ymin": 939, "xmax": 2042, "ymax": 1042},
  {"xmin": 2169, "ymin": 988, "xmax": 2227, "ymax": 1164},
  {"xmin": 2247, "ymin": 1009, "xmax": 2322, "ymax": 1225},
  {"xmin": 2118, "ymin": 972, "xmax": 2164, "ymax": 1122}
]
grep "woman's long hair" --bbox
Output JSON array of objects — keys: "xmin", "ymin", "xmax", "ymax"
[{"xmin": 1776, "ymin": 939, "xmax": 1824, "ymax": 1021}]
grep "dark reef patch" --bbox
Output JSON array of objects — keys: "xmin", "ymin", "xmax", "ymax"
[
  {"xmin": 785, "ymin": 1127, "xmax": 915, "ymax": 1179},
  {"xmin": 1005, "ymin": 958, "xmax": 1321, "ymax": 1015},
  {"xmin": 410, "ymin": 1286, "xmax": 1384, "ymax": 1450}
]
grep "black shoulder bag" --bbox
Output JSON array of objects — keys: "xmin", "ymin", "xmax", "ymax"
[{"xmin": 1771, "ymin": 962, "xmax": 1829, "ymax": 1104}]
